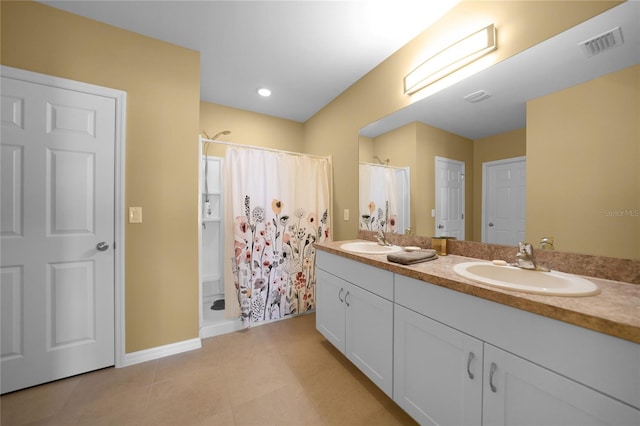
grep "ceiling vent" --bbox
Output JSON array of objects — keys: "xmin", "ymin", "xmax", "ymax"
[
  {"xmin": 578, "ymin": 26, "xmax": 624, "ymax": 57},
  {"xmin": 463, "ymin": 90, "xmax": 492, "ymax": 103}
]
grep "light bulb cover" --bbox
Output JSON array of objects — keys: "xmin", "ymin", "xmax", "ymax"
[{"xmin": 404, "ymin": 24, "xmax": 497, "ymax": 95}]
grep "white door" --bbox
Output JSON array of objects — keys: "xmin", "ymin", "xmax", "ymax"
[
  {"xmin": 1, "ymin": 76, "xmax": 116, "ymax": 393},
  {"xmin": 483, "ymin": 157, "xmax": 526, "ymax": 246},
  {"xmin": 435, "ymin": 157, "xmax": 465, "ymax": 239}
]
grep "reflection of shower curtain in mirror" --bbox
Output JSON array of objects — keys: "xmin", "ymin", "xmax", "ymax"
[
  {"xmin": 223, "ymin": 146, "xmax": 332, "ymax": 327},
  {"xmin": 359, "ymin": 163, "xmax": 409, "ymax": 233}
]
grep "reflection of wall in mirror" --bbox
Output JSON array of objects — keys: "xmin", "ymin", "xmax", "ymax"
[
  {"xmin": 363, "ymin": 122, "xmax": 478, "ymax": 237},
  {"xmin": 473, "ymin": 128, "xmax": 527, "ymax": 242},
  {"xmin": 363, "ymin": 122, "xmax": 528, "ymax": 240},
  {"xmin": 527, "ymin": 64, "xmax": 639, "ymax": 260}
]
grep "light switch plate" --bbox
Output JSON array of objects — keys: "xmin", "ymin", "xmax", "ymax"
[
  {"xmin": 343, "ymin": 209, "xmax": 349, "ymax": 221},
  {"xmin": 129, "ymin": 207, "xmax": 142, "ymax": 223}
]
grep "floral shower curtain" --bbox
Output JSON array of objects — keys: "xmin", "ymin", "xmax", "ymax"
[
  {"xmin": 223, "ymin": 146, "xmax": 332, "ymax": 327},
  {"xmin": 359, "ymin": 162, "xmax": 409, "ymax": 233}
]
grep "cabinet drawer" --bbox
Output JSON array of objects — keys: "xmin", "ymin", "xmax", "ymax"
[{"xmin": 317, "ymin": 251, "xmax": 393, "ymax": 300}]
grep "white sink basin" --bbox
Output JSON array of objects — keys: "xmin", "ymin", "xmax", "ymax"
[
  {"xmin": 340, "ymin": 241, "xmax": 402, "ymax": 255},
  {"xmin": 453, "ymin": 261, "xmax": 600, "ymax": 296}
]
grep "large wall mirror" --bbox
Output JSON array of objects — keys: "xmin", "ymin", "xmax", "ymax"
[{"xmin": 359, "ymin": 2, "xmax": 639, "ymax": 260}]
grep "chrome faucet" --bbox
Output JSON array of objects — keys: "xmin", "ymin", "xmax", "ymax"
[
  {"xmin": 376, "ymin": 229, "xmax": 391, "ymax": 246},
  {"xmin": 515, "ymin": 242, "xmax": 549, "ymax": 272}
]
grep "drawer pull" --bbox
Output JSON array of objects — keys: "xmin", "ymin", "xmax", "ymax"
[
  {"xmin": 338, "ymin": 288, "xmax": 344, "ymax": 303},
  {"xmin": 467, "ymin": 352, "xmax": 475, "ymax": 379},
  {"xmin": 489, "ymin": 362, "xmax": 498, "ymax": 392}
]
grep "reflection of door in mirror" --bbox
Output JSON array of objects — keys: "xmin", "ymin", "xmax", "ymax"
[
  {"xmin": 359, "ymin": 162, "xmax": 410, "ymax": 234},
  {"xmin": 435, "ymin": 157, "xmax": 465, "ymax": 239},
  {"xmin": 483, "ymin": 157, "xmax": 526, "ymax": 246}
]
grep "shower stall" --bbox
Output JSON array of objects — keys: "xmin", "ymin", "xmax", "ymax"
[{"xmin": 199, "ymin": 138, "xmax": 243, "ymax": 338}]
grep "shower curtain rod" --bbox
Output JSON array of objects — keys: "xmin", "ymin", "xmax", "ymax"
[
  {"xmin": 200, "ymin": 136, "xmax": 331, "ymax": 161},
  {"xmin": 359, "ymin": 161, "xmax": 408, "ymax": 171}
]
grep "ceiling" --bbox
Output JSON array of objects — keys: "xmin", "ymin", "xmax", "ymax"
[{"xmin": 39, "ymin": 0, "xmax": 460, "ymax": 123}]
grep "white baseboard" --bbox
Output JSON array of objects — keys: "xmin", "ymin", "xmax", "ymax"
[
  {"xmin": 199, "ymin": 318, "xmax": 244, "ymax": 339},
  {"xmin": 119, "ymin": 338, "xmax": 202, "ymax": 367}
]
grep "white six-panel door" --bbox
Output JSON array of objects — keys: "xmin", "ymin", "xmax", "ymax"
[
  {"xmin": 482, "ymin": 157, "xmax": 526, "ymax": 246},
  {"xmin": 1, "ymin": 75, "xmax": 117, "ymax": 393},
  {"xmin": 435, "ymin": 156, "xmax": 465, "ymax": 239}
]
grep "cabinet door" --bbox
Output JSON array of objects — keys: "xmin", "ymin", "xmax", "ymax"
[
  {"xmin": 316, "ymin": 269, "xmax": 346, "ymax": 353},
  {"xmin": 394, "ymin": 305, "xmax": 483, "ymax": 425},
  {"xmin": 345, "ymin": 282, "xmax": 394, "ymax": 397},
  {"xmin": 483, "ymin": 344, "xmax": 640, "ymax": 426}
]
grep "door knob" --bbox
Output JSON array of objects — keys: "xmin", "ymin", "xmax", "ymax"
[
  {"xmin": 96, "ymin": 242, "xmax": 110, "ymax": 251},
  {"xmin": 488, "ymin": 222, "xmax": 494, "ymax": 227}
]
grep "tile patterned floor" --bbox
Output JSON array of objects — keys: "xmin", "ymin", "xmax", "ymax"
[{"xmin": 1, "ymin": 313, "xmax": 417, "ymax": 425}]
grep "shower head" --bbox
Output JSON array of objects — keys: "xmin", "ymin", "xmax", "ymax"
[
  {"xmin": 373, "ymin": 155, "xmax": 390, "ymax": 165},
  {"xmin": 201, "ymin": 130, "xmax": 231, "ymax": 140},
  {"xmin": 211, "ymin": 130, "xmax": 231, "ymax": 140}
]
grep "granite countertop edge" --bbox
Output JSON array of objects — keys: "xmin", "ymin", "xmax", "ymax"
[{"xmin": 315, "ymin": 240, "xmax": 640, "ymax": 344}]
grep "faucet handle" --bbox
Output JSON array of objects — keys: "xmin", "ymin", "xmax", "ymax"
[{"xmin": 540, "ymin": 236, "xmax": 555, "ymax": 250}]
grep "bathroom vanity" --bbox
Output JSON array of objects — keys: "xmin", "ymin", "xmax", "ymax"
[{"xmin": 315, "ymin": 240, "xmax": 640, "ymax": 425}]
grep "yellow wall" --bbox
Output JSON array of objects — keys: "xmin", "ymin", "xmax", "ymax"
[
  {"xmin": 366, "ymin": 122, "xmax": 473, "ymax": 237},
  {"xmin": 199, "ymin": 101, "xmax": 304, "ymax": 157},
  {"xmin": 527, "ymin": 65, "xmax": 639, "ymax": 259},
  {"xmin": 472, "ymin": 128, "xmax": 527, "ymax": 241},
  {"xmin": 304, "ymin": 1, "xmax": 619, "ymax": 241},
  {"xmin": 417, "ymin": 123, "xmax": 474, "ymax": 237},
  {"xmin": 1, "ymin": 1, "xmax": 201, "ymax": 352},
  {"xmin": 0, "ymin": 0, "xmax": 623, "ymax": 353}
]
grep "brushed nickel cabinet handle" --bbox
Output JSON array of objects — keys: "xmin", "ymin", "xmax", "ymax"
[
  {"xmin": 489, "ymin": 362, "xmax": 498, "ymax": 392},
  {"xmin": 467, "ymin": 352, "xmax": 475, "ymax": 379}
]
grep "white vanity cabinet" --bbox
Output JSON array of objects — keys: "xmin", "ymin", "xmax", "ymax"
[
  {"xmin": 395, "ymin": 274, "xmax": 640, "ymax": 426},
  {"xmin": 316, "ymin": 251, "xmax": 394, "ymax": 397},
  {"xmin": 482, "ymin": 343, "xmax": 638, "ymax": 425}
]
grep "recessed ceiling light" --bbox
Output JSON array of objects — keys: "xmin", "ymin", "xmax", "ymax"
[{"xmin": 258, "ymin": 88, "xmax": 271, "ymax": 97}]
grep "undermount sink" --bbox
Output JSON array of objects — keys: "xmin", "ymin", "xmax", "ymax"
[
  {"xmin": 453, "ymin": 261, "xmax": 600, "ymax": 296},
  {"xmin": 340, "ymin": 241, "xmax": 403, "ymax": 255}
]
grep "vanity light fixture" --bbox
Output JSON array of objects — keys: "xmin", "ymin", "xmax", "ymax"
[
  {"xmin": 404, "ymin": 23, "xmax": 497, "ymax": 95},
  {"xmin": 258, "ymin": 88, "xmax": 272, "ymax": 97}
]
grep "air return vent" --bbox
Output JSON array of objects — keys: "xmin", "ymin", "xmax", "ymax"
[
  {"xmin": 578, "ymin": 26, "xmax": 624, "ymax": 58},
  {"xmin": 463, "ymin": 90, "xmax": 492, "ymax": 103}
]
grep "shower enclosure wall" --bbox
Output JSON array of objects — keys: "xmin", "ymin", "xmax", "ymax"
[{"xmin": 199, "ymin": 154, "xmax": 242, "ymax": 338}]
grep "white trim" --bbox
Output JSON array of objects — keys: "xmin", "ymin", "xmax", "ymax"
[
  {"xmin": 200, "ymin": 319, "xmax": 244, "ymax": 339},
  {"xmin": 481, "ymin": 156, "xmax": 526, "ymax": 243},
  {"xmin": 1, "ymin": 66, "xmax": 128, "ymax": 369},
  {"xmin": 121, "ymin": 338, "xmax": 202, "ymax": 367}
]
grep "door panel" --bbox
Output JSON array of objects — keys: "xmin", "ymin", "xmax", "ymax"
[
  {"xmin": 483, "ymin": 344, "xmax": 639, "ymax": 426},
  {"xmin": 484, "ymin": 157, "xmax": 526, "ymax": 245},
  {"xmin": 394, "ymin": 305, "xmax": 482, "ymax": 425},
  {"xmin": 345, "ymin": 283, "xmax": 393, "ymax": 397},
  {"xmin": 315, "ymin": 269, "xmax": 346, "ymax": 353},
  {"xmin": 1, "ymin": 76, "xmax": 116, "ymax": 394},
  {"xmin": 435, "ymin": 157, "xmax": 465, "ymax": 239}
]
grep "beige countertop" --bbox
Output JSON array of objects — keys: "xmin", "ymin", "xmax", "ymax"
[{"xmin": 315, "ymin": 240, "xmax": 640, "ymax": 344}]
